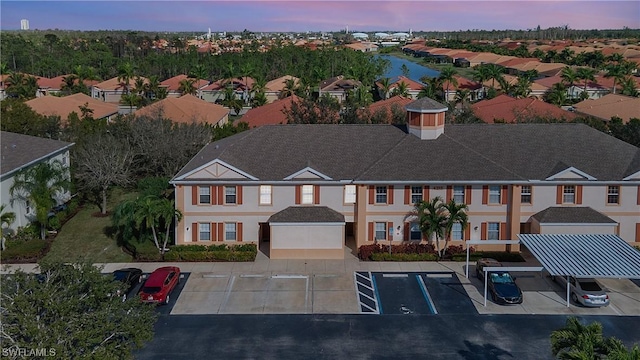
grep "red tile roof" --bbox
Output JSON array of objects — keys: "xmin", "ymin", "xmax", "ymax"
[
  {"xmin": 573, "ymin": 94, "xmax": 640, "ymax": 122},
  {"xmin": 367, "ymin": 96, "xmax": 413, "ymax": 119},
  {"xmin": 160, "ymin": 75, "xmax": 209, "ymax": 91},
  {"xmin": 134, "ymin": 94, "xmax": 228, "ymax": 125},
  {"xmin": 265, "ymin": 75, "xmax": 300, "ymax": 92},
  {"xmin": 239, "ymin": 95, "xmax": 300, "ymax": 127},
  {"xmin": 25, "ymin": 93, "xmax": 118, "ymax": 122},
  {"xmin": 471, "ymin": 94, "xmax": 576, "ymax": 123}
]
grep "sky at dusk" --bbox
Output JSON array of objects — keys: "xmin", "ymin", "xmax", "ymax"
[{"xmin": 1, "ymin": 1, "xmax": 638, "ymax": 33}]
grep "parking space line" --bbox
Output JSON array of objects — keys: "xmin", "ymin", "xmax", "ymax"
[
  {"xmin": 416, "ymin": 274, "xmax": 438, "ymax": 315},
  {"xmin": 220, "ymin": 275, "xmax": 236, "ymax": 312},
  {"xmin": 354, "ymin": 272, "xmax": 380, "ymax": 314},
  {"xmin": 371, "ymin": 273, "xmax": 383, "ymax": 314},
  {"xmin": 382, "ymin": 273, "xmax": 408, "ymax": 278}
]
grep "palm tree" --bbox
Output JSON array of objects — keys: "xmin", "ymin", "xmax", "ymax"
[
  {"xmin": 606, "ymin": 53, "xmax": 625, "ymax": 64},
  {"xmin": 438, "ymin": 66, "xmax": 458, "ymax": 102},
  {"xmin": 550, "ymin": 317, "xmax": 608, "ymax": 359},
  {"xmin": 409, "ymin": 197, "xmax": 447, "ymax": 256},
  {"xmin": 9, "ymin": 160, "xmax": 70, "ymax": 240},
  {"xmin": 512, "ymin": 76, "xmax": 533, "ymax": 98},
  {"xmin": 604, "ymin": 63, "xmax": 626, "ymax": 94},
  {"xmin": 61, "ymin": 74, "xmax": 79, "ymax": 95},
  {"xmin": 391, "ymin": 81, "xmax": 410, "ymax": 98},
  {"xmin": 133, "ymin": 195, "xmax": 163, "ymax": 251},
  {"xmin": 620, "ymin": 76, "xmax": 639, "ymax": 97},
  {"xmin": 157, "ymin": 198, "xmax": 183, "ymax": 254},
  {"xmin": 576, "ymin": 67, "xmax": 597, "ymax": 99},
  {"xmin": 545, "ymin": 83, "xmax": 568, "ymax": 106},
  {"xmin": 117, "ymin": 62, "xmax": 135, "ymax": 94},
  {"xmin": 486, "ymin": 64, "xmax": 505, "ymax": 91},
  {"xmin": 472, "ymin": 65, "xmax": 491, "ymax": 99},
  {"xmin": 441, "ymin": 199, "xmax": 468, "ymax": 255},
  {"xmin": 280, "ymin": 78, "xmax": 297, "ymax": 99},
  {"xmin": 239, "ymin": 63, "xmax": 254, "ymax": 104},
  {"xmin": 178, "ymin": 78, "xmax": 197, "ymax": 96},
  {"xmin": 454, "ymin": 89, "xmax": 471, "ymax": 105},
  {"xmin": 221, "ymin": 86, "xmax": 242, "ymax": 115},
  {"xmin": 379, "ymin": 77, "xmax": 391, "ymax": 100},
  {"xmin": 353, "ymin": 85, "xmax": 373, "ymax": 107},
  {"xmin": 120, "ymin": 93, "xmax": 140, "ymax": 113},
  {"xmin": 417, "ymin": 85, "xmax": 434, "ymax": 99},
  {"xmin": 1, "ymin": 204, "xmax": 16, "ymax": 250}
]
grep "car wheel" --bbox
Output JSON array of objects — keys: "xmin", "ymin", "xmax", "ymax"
[
  {"xmin": 165, "ymin": 295, "xmax": 170, "ymax": 304},
  {"xmin": 122, "ymin": 293, "xmax": 127, "ymax": 302},
  {"xmin": 571, "ymin": 292, "xmax": 579, "ymax": 305}
]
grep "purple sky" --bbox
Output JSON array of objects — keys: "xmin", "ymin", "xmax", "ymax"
[{"xmin": 2, "ymin": 1, "xmax": 638, "ymax": 33}]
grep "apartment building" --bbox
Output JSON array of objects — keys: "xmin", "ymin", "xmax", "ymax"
[{"xmin": 170, "ymin": 97, "xmax": 640, "ymax": 259}]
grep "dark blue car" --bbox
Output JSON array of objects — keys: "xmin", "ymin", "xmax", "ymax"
[{"xmin": 488, "ymin": 272, "xmax": 523, "ymax": 305}]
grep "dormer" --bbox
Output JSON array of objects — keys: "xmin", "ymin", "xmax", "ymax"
[{"xmin": 405, "ymin": 97, "xmax": 448, "ymax": 140}]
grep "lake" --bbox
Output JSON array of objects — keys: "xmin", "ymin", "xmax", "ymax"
[{"xmin": 376, "ymin": 54, "xmax": 440, "ymax": 82}]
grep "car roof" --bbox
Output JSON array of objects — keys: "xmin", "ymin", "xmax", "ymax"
[{"xmin": 144, "ymin": 267, "xmax": 178, "ymax": 287}]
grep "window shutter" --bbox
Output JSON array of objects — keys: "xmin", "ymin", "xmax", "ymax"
[
  {"xmin": 314, "ymin": 185, "xmax": 320, "ymax": 204},
  {"xmin": 500, "ymin": 223, "xmax": 507, "ymax": 240},
  {"xmin": 192, "ymin": 186, "xmax": 198, "ymax": 205},
  {"xmin": 237, "ymin": 223, "xmax": 243, "ymax": 242},
  {"xmin": 211, "ymin": 222, "xmax": 217, "ymax": 241},
  {"xmin": 211, "ymin": 186, "xmax": 217, "ymax": 205},
  {"xmin": 465, "ymin": 186, "xmax": 472, "ymax": 204},
  {"xmin": 404, "ymin": 223, "xmax": 409, "ymax": 241},
  {"xmin": 464, "ymin": 224, "xmax": 471, "ymax": 240},
  {"xmin": 404, "ymin": 186, "xmax": 410, "ymax": 205},
  {"xmin": 637, "ymin": 186, "xmax": 640, "ymax": 205},
  {"xmin": 501, "ymin": 185, "xmax": 508, "ymax": 205},
  {"xmin": 368, "ymin": 186, "xmax": 374, "ymax": 205},
  {"xmin": 556, "ymin": 186, "xmax": 562, "ymax": 204},
  {"xmin": 218, "ymin": 222, "xmax": 224, "ymax": 241},
  {"xmin": 295, "ymin": 185, "xmax": 301, "ymax": 205},
  {"xmin": 446, "ymin": 186, "xmax": 452, "ymax": 202},
  {"xmin": 576, "ymin": 185, "xmax": 583, "ymax": 204},
  {"xmin": 368, "ymin": 222, "xmax": 374, "ymax": 241},
  {"xmin": 388, "ymin": 186, "xmax": 394, "ymax": 204},
  {"xmin": 387, "ymin": 221, "xmax": 393, "ymax": 240},
  {"xmin": 217, "ymin": 186, "xmax": 224, "ymax": 205},
  {"xmin": 423, "ymin": 186, "xmax": 430, "ymax": 201},
  {"xmin": 237, "ymin": 186, "xmax": 243, "ymax": 205},
  {"xmin": 192, "ymin": 222, "xmax": 198, "ymax": 242},
  {"xmin": 636, "ymin": 223, "xmax": 640, "ymax": 242},
  {"xmin": 481, "ymin": 222, "xmax": 487, "ymax": 239},
  {"xmin": 482, "ymin": 186, "xmax": 488, "ymax": 204}
]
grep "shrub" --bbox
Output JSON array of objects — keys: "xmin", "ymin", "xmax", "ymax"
[
  {"xmin": 133, "ymin": 241, "xmax": 162, "ymax": 261},
  {"xmin": 179, "ymin": 251, "xmax": 214, "ymax": 261},
  {"xmin": 208, "ymin": 244, "xmax": 228, "ymax": 251},
  {"xmin": 162, "ymin": 250, "xmax": 180, "ymax": 261},
  {"xmin": 232, "ymin": 244, "xmax": 256, "ymax": 252},
  {"xmin": 445, "ymin": 244, "xmax": 474, "ymax": 256},
  {"xmin": 358, "ymin": 244, "xmax": 383, "ymax": 260},
  {"xmin": 48, "ymin": 215, "xmax": 62, "ymax": 231},
  {"xmin": 1, "ymin": 238, "xmax": 48, "ymax": 261},
  {"xmin": 371, "ymin": 253, "xmax": 438, "ymax": 261},
  {"xmin": 359, "ymin": 242, "xmax": 437, "ymax": 261},
  {"xmin": 173, "ymin": 245, "xmax": 208, "ymax": 252}
]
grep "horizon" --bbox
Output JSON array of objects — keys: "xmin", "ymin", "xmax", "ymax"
[{"xmin": 1, "ymin": 1, "xmax": 639, "ymax": 33}]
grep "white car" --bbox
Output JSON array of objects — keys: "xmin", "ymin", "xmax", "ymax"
[{"xmin": 552, "ymin": 276, "xmax": 609, "ymax": 307}]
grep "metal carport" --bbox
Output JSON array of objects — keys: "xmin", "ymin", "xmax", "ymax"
[{"xmin": 518, "ymin": 234, "xmax": 640, "ymax": 307}]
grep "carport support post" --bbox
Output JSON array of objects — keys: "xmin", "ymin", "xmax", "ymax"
[
  {"xmin": 566, "ymin": 276, "xmax": 570, "ymax": 308},
  {"xmin": 465, "ymin": 242, "xmax": 470, "ymax": 279},
  {"xmin": 484, "ymin": 270, "xmax": 488, "ymax": 307}
]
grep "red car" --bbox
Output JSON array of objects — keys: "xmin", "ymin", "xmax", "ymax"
[{"xmin": 139, "ymin": 266, "xmax": 181, "ymax": 305}]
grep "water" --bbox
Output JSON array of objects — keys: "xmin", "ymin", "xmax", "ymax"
[{"xmin": 376, "ymin": 55, "xmax": 440, "ymax": 82}]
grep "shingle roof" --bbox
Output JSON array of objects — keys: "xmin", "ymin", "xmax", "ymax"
[
  {"xmin": 530, "ymin": 207, "xmax": 617, "ymax": 224},
  {"xmin": 1, "ymin": 132, "xmax": 74, "ymax": 177},
  {"xmin": 172, "ymin": 123, "xmax": 640, "ymax": 183},
  {"xmin": 268, "ymin": 206, "xmax": 345, "ymax": 223},
  {"xmin": 405, "ymin": 97, "xmax": 448, "ymax": 112}
]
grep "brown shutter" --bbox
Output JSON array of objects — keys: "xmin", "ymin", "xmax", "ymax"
[
  {"xmin": 404, "ymin": 186, "xmax": 410, "ymax": 205},
  {"xmin": 217, "ymin": 186, "xmax": 224, "ymax": 205},
  {"xmin": 388, "ymin": 186, "xmax": 394, "ymax": 204},
  {"xmin": 482, "ymin": 186, "xmax": 488, "ymax": 204},
  {"xmin": 556, "ymin": 186, "xmax": 563, "ymax": 204},
  {"xmin": 192, "ymin": 186, "xmax": 198, "ymax": 205},
  {"xmin": 423, "ymin": 186, "xmax": 430, "ymax": 201},
  {"xmin": 218, "ymin": 222, "xmax": 224, "ymax": 241},
  {"xmin": 637, "ymin": 186, "xmax": 640, "ymax": 205},
  {"xmin": 576, "ymin": 185, "xmax": 583, "ymax": 204},
  {"xmin": 237, "ymin": 223, "xmax": 243, "ymax": 242},
  {"xmin": 368, "ymin": 222, "xmax": 374, "ymax": 241},
  {"xmin": 314, "ymin": 185, "xmax": 320, "ymax": 204},
  {"xmin": 192, "ymin": 222, "xmax": 198, "ymax": 241},
  {"xmin": 481, "ymin": 222, "xmax": 487, "ymax": 239},
  {"xmin": 636, "ymin": 223, "xmax": 640, "ymax": 242},
  {"xmin": 465, "ymin": 186, "xmax": 472, "ymax": 204},
  {"xmin": 404, "ymin": 223, "xmax": 409, "ymax": 241},
  {"xmin": 295, "ymin": 185, "xmax": 301, "ymax": 204},
  {"xmin": 368, "ymin": 186, "xmax": 374, "ymax": 204},
  {"xmin": 211, "ymin": 222, "xmax": 217, "ymax": 241},
  {"xmin": 446, "ymin": 186, "xmax": 453, "ymax": 202},
  {"xmin": 500, "ymin": 223, "xmax": 507, "ymax": 240},
  {"xmin": 501, "ymin": 185, "xmax": 508, "ymax": 205},
  {"xmin": 464, "ymin": 224, "xmax": 471, "ymax": 240},
  {"xmin": 387, "ymin": 222, "xmax": 393, "ymax": 240},
  {"xmin": 211, "ymin": 186, "xmax": 217, "ymax": 205},
  {"xmin": 237, "ymin": 186, "xmax": 243, "ymax": 205}
]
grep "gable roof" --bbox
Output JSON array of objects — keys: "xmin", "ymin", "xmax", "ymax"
[
  {"xmin": 160, "ymin": 75, "xmax": 209, "ymax": 92},
  {"xmin": 265, "ymin": 75, "xmax": 300, "ymax": 92},
  {"xmin": 573, "ymin": 94, "xmax": 640, "ymax": 122},
  {"xmin": 530, "ymin": 207, "xmax": 616, "ymax": 224},
  {"xmin": 202, "ymin": 77, "xmax": 255, "ymax": 91},
  {"xmin": 240, "ymin": 96, "xmax": 299, "ymax": 127},
  {"xmin": 134, "ymin": 94, "xmax": 228, "ymax": 125},
  {"xmin": 1, "ymin": 132, "xmax": 74, "ymax": 178},
  {"xmin": 93, "ymin": 76, "xmax": 149, "ymax": 91},
  {"xmin": 172, "ymin": 123, "xmax": 640, "ymax": 183},
  {"xmin": 319, "ymin": 76, "xmax": 362, "ymax": 92},
  {"xmin": 384, "ymin": 76, "xmax": 424, "ymax": 91},
  {"xmin": 25, "ymin": 93, "xmax": 119, "ymax": 122},
  {"xmin": 368, "ymin": 96, "xmax": 413, "ymax": 115},
  {"xmin": 37, "ymin": 75, "xmax": 100, "ymax": 90},
  {"xmin": 471, "ymin": 94, "xmax": 576, "ymax": 123}
]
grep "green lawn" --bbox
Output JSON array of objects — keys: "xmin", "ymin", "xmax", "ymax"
[{"xmin": 43, "ymin": 189, "xmax": 137, "ymax": 263}]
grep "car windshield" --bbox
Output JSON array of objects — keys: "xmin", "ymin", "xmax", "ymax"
[
  {"xmin": 142, "ymin": 286, "xmax": 161, "ymax": 294},
  {"xmin": 113, "ymin": 272, "xmax": 128, "ymax": 281},
  {"xmin": 578, "ymin": 280, "xmax": 602, "ymax": 291},
  {"xmin": 490, "ymin": 273, "xmax": 514, "ymax": 284}
]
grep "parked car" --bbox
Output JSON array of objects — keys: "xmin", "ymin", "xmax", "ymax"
[
  {"xmin": 112, "ymin": 268, "xmax": 143, "ymax": 301},
  {"xmin": 551, "ymin": 275, "xmax": 609, "ymax": 307},
  {"xmin": 139, "ymin": 266, "xmax": 180, "ymax": 305},
  {"xmin": 476, "ymin": 258, "xmax": 523, "ymax": 305},
  {"xmin": 475, "ymin": 258, "xmax": 502, "ymax": 280}
]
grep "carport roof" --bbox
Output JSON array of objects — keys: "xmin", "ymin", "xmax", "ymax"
[
  {"xmin": 518, "ymin": 234, "xmax": 640, "ymax": 279},
  {"xmin": 268, "ymin": 206, "xmax": 345, "ymax": 223}
]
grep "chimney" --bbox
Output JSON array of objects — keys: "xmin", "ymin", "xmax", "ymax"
[{"xmin": 404, "ymin": 97, "xmax": 448, "ymax": 140}]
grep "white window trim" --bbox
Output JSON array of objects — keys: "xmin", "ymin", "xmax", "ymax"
[
  {"xmin": 225, "ymin": 185, "xmax": 237, "ymax": 205},
  {"xmin": 199, "ymin": 223, "xmax": 211, "ymax": 241},
  {"xmin": 453, "ymin": 185, "xmax": 465, "ymax": 203},
  {"xmin": 488, "ymin": 185, "xmax": 501, "ymax": 204},
  {"xmin": 487, "ymin": 222, "xmax": 500, "ymax": 240},
  {"xmin": 199, "ymin": 186, "xmax": 211, "ymax": 204},
  {"xmin": 301, "ymin": 185, "xmax": 314, "ymax": 205},
  {"xmin": 375, "ymin": 222, "xmax": 387, "ymax": 240},
  {"xmin": 375, "ymin": 186, "xmax": 388, "ymax": 204},
  {"xmin": 344, "ymin": 185, "xmax": 356, "ymax": 204},
  {"xmin": 607, "ymin": 186, "xmax": 619, "ymax": 205},
  {"xmin": 259, "ymin": 185, "xmax": 272, "ymax": 205},
  {"xmin": 411, "ymin": 186, "xmax": 422, "ymax": 204},
  {"xmin": 225, "ymin": 223, "xmax": 237, "ymax": 241},
  {"xmin": 563, "ymin": 185, "xmax": 576, "ymax": 204}
]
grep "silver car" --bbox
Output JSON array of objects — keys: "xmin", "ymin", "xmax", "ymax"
[{"xmin": 552, "ymin": 276, "xmax": 609, "ymax": 307}]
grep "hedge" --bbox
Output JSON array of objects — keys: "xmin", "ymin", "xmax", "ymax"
[
  {"xmin": 1, "ymin": 239, "xmax": 49, "ymax": 262},
  {"xmin": 451, "ymin": 251, "xmax": 525, "ymax": 262},
  {"xmin": 131, "ymin": 242, "xmax": 258, "ymax": 262},
  {"xmin": 371, "ymin": 253, "xmax": 438, "ymax": 261}
]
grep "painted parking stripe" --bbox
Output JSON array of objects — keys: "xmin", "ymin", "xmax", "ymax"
[{"xmin": 416, "ymin": 274, "xmax": 438, "ymax": 314}]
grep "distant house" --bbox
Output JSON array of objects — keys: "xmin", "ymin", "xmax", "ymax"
[
  {"xmin": 91, "ymin": 76, "xmax": 149, "ymax": 103},
  {"xmin": 36, "ymin": 75, "xmax": 99, "ymax": 97},
  {"xmin": 365, "ymin": 95, "xmax": 413, "ymax": 123},
  {"xmin": 25, "ymin": 93, "xmax": 119, "ymax": 123},
  {"xmin": 240, "ymin": 96, "xmax": 300, "ymax": 128},
  {"xmin": 200, "ymin": 77, "xmax": 255, "ymax": 104},
  {"xmin": 572, "ymin": 94, "xmax": 640, "ymax": 123},
  {"xmin": 134, "ymin": 94, "xmax": 229, "ymax": 126},
  {"xmin": 471, "ymin": 94, "xmax": 576, "ymax": 123},
  {"xmin": 1, "ymin": 132, "xmax": 74, "ymax": 232},
  {"xmin": 377, "ymin": 76, "xmax": 424, "ymax": 100},
  {"xmin": 264, "ymin": 75, "xmax": 300, "ymax": 103},
  {"xmin": 442, "ymin": 75, "xmax": 483, "ymax": 102},
  {"xmin": 454, "ymin": 58, "xmax": 470, "ymax": 68},
  {"xmin": 319, "ymin": 75, "xmax": 361, "ymax": 103},
  {"xmin": 344, "ymin": 42, "xmax": 378, "ymax": 53},
  {"xmin": 160, "ymin": 75, "xmax": 210, "ymax": 98}
]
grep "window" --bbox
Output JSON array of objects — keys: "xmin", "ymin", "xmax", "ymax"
[
  {"xmin": 61, "ymin": 155, "xmax": 67, "ymax": 166},
  {"xmin": 375, "ymin": 222, "xmax": 387, "ymax": 240},
  {"xmin": 607, "ymin": 186, "xmax": 619, "ymax": 204},
  {"xmin": 453, "ymin": 185, "xmax": 465, "ymax": 203},
  {"xmin": 411, "ymin": 186, "xmax": 423, "ymax": 204},
  {"xmin": 563, "ymin": 185, "xmax": 575, "ymax": 204},
  {"xmin": 259, "ymin": 185, "xmax": 272, "ymax": 205},
  {"xmin": 410, "ymin": 223, "xmax": 422, "ymax": 241},
  {"xmin": 489, "ymin": 185, "xmax": 501, "ymax": 204},
  {"xmin": 452, "ymin": 223, "xmax": 463, "ymax": 240},
  {"xmin": 375, "ymin": 186, "xmax": 387, "ymax": 204},
  {"xmin": 521, "ymin": 185, "xmax": 532, "ymax": 204},
  {"xmin": 225, "ymin": 186, "xmax": 237, "ymax": 204},
  {"xmin": 301, "ymin": 185, "xmax": 314, "ymax": 204},
  {"xmin": 344, "ymin": 185, "xmax": 356, "ymax": 204},
  {"xmin": 199, "ymin": 223, "xmax": 211, "ymax": 241},
  {"xmin": 199, "ymin": 186, "xmax": 211, "ymax": 204},
  {"xmin": 25, "ymin": 200, "xmax": 32, "ymax": 214},
  {"xmin": 488, "ymin": 222, "xmax": 500, "ymax": 240},
  {"xmin": 225, "ymin": 223, "xmax": 236, "ymax": 241}
]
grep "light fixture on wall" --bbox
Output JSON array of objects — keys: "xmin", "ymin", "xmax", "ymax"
[{"xmin": 474, "ymin": 226, "xmax": 478, "ymax": 231}]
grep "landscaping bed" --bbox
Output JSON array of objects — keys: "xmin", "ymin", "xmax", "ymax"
[
  {"xmin": 358, "ymin": 243, "xmax": 525, "ymax": 262},
  {"xmin": 127, "ymin": 242, "xmax": 258, "ymax": 262}
]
